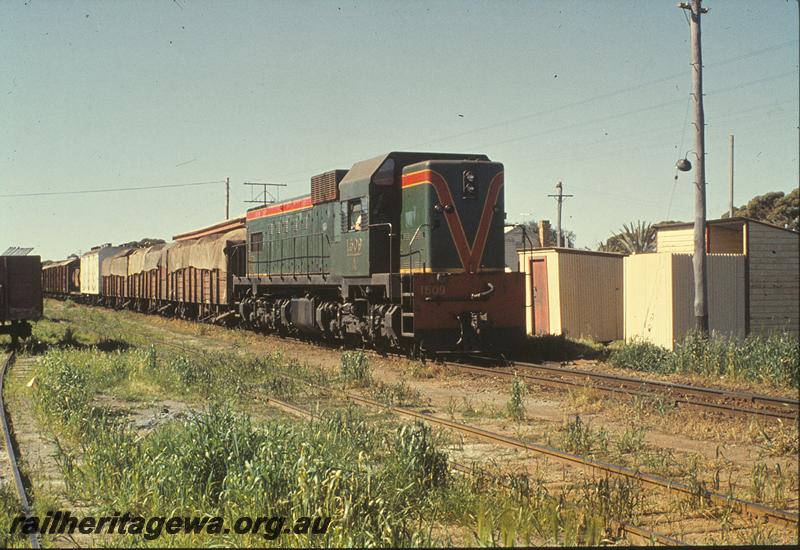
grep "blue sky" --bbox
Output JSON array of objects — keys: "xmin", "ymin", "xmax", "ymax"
[{"xmin": 1, "ymin": 0, "xmax": 797, "ymax": 260}]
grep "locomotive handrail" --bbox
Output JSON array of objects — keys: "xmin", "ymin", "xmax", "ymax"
[
  {"xmin": 470, "ymin": 282, "xmax": 495, "ymax": 300},
  {"xmin": 408, "ymin": 223, "xmax": 429, "ymax": 249},
  {"xmin": 404, "ymin": 223, "xmax": 431, "ymax": 274}
]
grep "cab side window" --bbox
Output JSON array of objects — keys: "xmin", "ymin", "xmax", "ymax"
[{"xmin": 347, "ymin": 199, "xmax": 363, "ymax": 231}]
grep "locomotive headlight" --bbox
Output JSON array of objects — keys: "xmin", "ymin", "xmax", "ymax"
[{"xmin": 462, "ymin": 170, "xmax": 477, "ymax": 198}]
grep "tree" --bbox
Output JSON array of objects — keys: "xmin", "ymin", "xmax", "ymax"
[
  {"xmin": 519, "ymin": 220, "xmax": 576, "ymax": 248},
  {"xmin": 722, "ymin": 188, "xmax": 799, "ymax": 231},
  {"xmin": 120, "ymin": 237, "xmax": 166, "ymax": 249},
  {"xmin": 598, "ymin": 221, "xmax": 656, "ymax": 254}
]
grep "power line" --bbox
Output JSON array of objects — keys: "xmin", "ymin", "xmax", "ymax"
[
  {"xmin": 473, "ymin": 71, "xmax": 797, "ymax": 151},
  {"xmin": 406, "ymin": 40, "xmax": 798, "ymax": 150},
  {"xmin": 249, "ymin": 41, "xmax": 799, "ymax": 186},
  {"xmin": 0, "ymin": 180, "xmax": 226, "ymax": 198}
]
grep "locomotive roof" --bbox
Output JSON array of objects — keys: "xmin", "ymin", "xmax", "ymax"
[
  {"xmin": 339, "ymin": 151, "xmax": 490, "ymax": 189},
  {"xmin": 246, "ymin": 152, "xmax": 492, "ymax": 215}
]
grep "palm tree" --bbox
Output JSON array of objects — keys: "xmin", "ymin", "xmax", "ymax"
[{"xmin": 598, "ymin": 221, "xmax": 656, "ymax": 254}]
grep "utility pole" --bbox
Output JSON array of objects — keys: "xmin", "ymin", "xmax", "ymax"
[
  {"xmin": 729, "ymin": 134, "xmax": 735, "ymax": 218},
  {"xmin": 679, "ymin": 0, "xmax": 709, "ymax": 334},
  {"xmin": 548, "ymin": 181, "xmax": 573, "ymax": 247},
  {"xmin": 225, "ymin": 177, "xmax": 230, "ymax": 220}
]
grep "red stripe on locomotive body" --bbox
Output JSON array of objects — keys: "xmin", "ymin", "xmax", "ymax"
[
  {"xmin": 246, "ymin": 196, "xmax": 313, "ymax": 221},
  {"xmin": 402, "ymin": 169, "xmax": 504, "ymax": 273}
]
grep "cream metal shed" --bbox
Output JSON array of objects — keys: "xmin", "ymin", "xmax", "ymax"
[
  {"xmin": 654, "ymin": 218, "xmax": 799, "ymax": 336},
  {"xmin": 517, "ymin": 248, "xmax": 623, "ymax": 342},
  {"xmin": 624, "ymin": 253, "xmax": 746, "ymax": 350}
]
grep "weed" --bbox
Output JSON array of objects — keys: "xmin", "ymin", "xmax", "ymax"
[
  {"xmin": 445, "ymin": 397, "xmax": 458, "ymax": 420},
  {"xmin": 610, "ymin": 332, "xmax": 800, "ymax": 389},
  {"xmin": 561, "ymin": 416, "xmax": 595, "ymax": 455},
  {"xmin": 0, "ymin": 481, "xmax": 27, "ymax": 548},
  {"xmin": 370, "ymin": 378, "xmax": 421, "ymax": 406},
  {"xmin": 340, "ymin": 350, "xmax": 371, "ymax": 386},
  {"xmin": 614, "ymin": 425, "xmax": 647, "ymax": 455},
  {"xmin": 608, "ymin": 339, "xmax": 669, "ymax": 373},
  {"xmin": 750, "ymin": 461, "xmax": 768, "ymax": 501},
  {"xmin": 461, "ymin": 396, "xmax": 479, "ymax": 418},
  {"xmin": 506, "ymin": 375, "xmax": 526, "ymax": 421},
  {"xmin": 262, "ymin": 375, "xmax": 298, "ymax": 399}
]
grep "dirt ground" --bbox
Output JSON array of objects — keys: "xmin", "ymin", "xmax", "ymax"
[
  {"xmin": 45, "ymin": 302, "xmax": 799, "ymax": 495},
  {"xmin": 18, "ymin": 301, "xmax": 798, "ymax": 544}
]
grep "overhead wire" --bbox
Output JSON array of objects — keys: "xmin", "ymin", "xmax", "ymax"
[
  {"xmin": 0, "ymin": 180, "xmax": 226, "ymax": 198},
  {"xmin": 474, "ymin": 71, "xmax": 797, "ymax": 151},
  {"xmin": 258, "ymin": 40, "xmax": 798, "ymax": 183},
  {"xmin": 407, "ymin": 40, "xmax": 798, "ymax": 150}
]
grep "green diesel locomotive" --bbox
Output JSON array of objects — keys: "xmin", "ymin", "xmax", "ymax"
[{"xmin": 236, "ymin": 151, "xmax": 525, "ymax": 356}]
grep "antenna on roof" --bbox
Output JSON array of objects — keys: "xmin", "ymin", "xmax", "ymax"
[{"xmin": 243, "ymin": 182, "xmax": 288, "ymax": 206}]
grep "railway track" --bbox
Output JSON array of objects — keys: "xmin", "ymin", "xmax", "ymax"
[
  {"xmin": 258, "ymin": 393, "xmax": 687, "ymax": 546},
  {"xmin": 444, "ymin": 359, "xmax": 800, "ymax": 422},
  {"xmin": 47, "ymin": 298, "xmax": 799, "ymax": 424},
  {"xmin": 0, "ymin": 351, "xmax": 41, "ymax": 549},
  {"xmin": 259, "ymin": 379, "xmax": 799, "ymax": 543},
  {"xmin": 248, "ymin": 363, "xmax": 800, "ymax": 534},
  {"xmin": 27, "ymin": 304, "xmax": 800, "ymax": 543}
]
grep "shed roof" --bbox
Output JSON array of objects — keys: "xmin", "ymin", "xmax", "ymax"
[
  {"xmin": 654, "ymin": 216, "xmax": 798, "ymax": 235},
  {"xmin": 517, "ymin": 247, "xmax": 625, "ymax": 258},
  {"xmin": 1, "ymin": 246, "xmax": 34, "ymax": 256}
]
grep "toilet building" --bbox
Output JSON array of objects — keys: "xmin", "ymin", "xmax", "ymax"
[
  {"xmin": 518, "ymin": 248, "xmax": 624, "ymax": 342},
  {"xmin": 653, "ymin": 217, "xmax": 799, "ymax": 337}
]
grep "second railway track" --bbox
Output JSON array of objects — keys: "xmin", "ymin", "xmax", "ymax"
[
  {"xmin": 259, "ymin": 372, "xmax": 799, "ymax": 537},
  {"xmin": 45, "ymin": 298, "xmax": 800, "ymax": 424},
  {"xmin": 444, "ymin": 359, "xmax": 799, "ymax": 422}
]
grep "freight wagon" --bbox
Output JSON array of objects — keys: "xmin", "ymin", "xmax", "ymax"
[
  {"xmin": 41, "ymin": 257, "xmax": 80, "ymax": 297},
  {"xmin": 1, "ymin": 255, "xmax": 42, "ymax": 342},
  {"xmin": 42, "ymin": 151, "xmax": 527, "ymax": 357}
]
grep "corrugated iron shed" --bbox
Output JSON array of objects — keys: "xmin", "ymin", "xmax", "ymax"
[
  {"xmin": 654, "ymin": 217, "xmax": 799, "ymax": 337},
  {"xmin": 1, "ymin": 247, "xmax": 34, "ymax": 256},
  {"xmin": 517, "ymin": 247, "xmax": 624, "ymax": 342}
]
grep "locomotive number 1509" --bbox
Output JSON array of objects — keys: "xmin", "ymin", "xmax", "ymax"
[{"xmin": 418, "ymin": 284, "xmax": 447, "ymax": 297}]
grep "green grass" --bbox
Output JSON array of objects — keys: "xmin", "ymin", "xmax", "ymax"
[
  {"xmin": 24, "ymin": 337, "xmax": 657, "ymax": 546},
  {"xmin": 33, "ymin": 302, "xmax": 789, "ymax": 545},
  {"xmin": 0, "ymin": 482, "xmax": 28, "ymax": 548},
  {"xmin": 609, "ymin": 331, "xmax": 800, "ymax": 389}
]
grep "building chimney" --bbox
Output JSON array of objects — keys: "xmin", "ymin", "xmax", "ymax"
[{"xmin": 539, "ymin": 220, "xmax": 551, "ymax": 248}]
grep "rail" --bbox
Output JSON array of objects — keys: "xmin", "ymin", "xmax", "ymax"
[
  {"xmin": 0, "ymin": 352, "xmax": 41, "ymax": 548},
  {"xmin": 33, "ymin": 306, "xmax": 800, "ymax": 535},
  {"xmin": 258, "ymin": 392, "xmax": 687, "ymax": 546},
  {"xmin": 442, "ymin": 360, "xmax": 799, "ymax": 422}
]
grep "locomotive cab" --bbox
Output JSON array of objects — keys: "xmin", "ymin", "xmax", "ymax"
[{"xmin": 400, "ymin": 159, "xmax": 505, "ymax": 274}]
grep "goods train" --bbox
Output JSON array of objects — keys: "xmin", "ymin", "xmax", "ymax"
[
  {"xmin": 1, "ymin": 254, "xmax": 43, "ymax": 343},
  {"xmin": 42, "ymin": 152, "xmax": 526, "ymax": 356}
]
